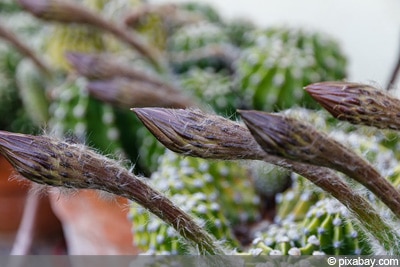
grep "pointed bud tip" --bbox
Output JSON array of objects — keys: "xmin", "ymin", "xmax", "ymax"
[
  {"xmin": 305, "ymin": 81, "xmax": 350, "ymax": 95},
  {"xmin": 131, "ymin": 107, "xmax": 167, "ymax": 118},
  {"xmin": 238, "ymin": 109, "xmax": 280, "ymax": 127}
]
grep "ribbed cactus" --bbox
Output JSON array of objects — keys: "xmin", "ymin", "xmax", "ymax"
[
  {"xmin": 167, "ymin": 21, "xmax": 236, "ymax": 73},
  {"xmin": 15, "ymin": 58, "xmax": 49, "ymax": 126},
  {"xmin": 0, "ymin": 39, "xmax": 39, "ymax": 133},
  {"xmin": 250, "ymin": 161, "xmax": 292, "ymax": 200},
  {"xmin": 44, "ymin": 26, "xmax": 106, "ymax": 71},
  {"xmin": 178, "ymin": 2, "xmax": 221, "ymax": 24},
  {"xmin": 235, "ymin": 27, "xmax": 347, "ymax": 111},
  {"xmin": 249, "ymin": 198, "xmax": 372, "ymax": 255},
  {"xmin": 178, "ymin": 67, "xmax": 238, "ymax": 116},
  {"xmin": 48, "ymin": 77, "xmax": 126, "ymax": 157},
  {"xmin": 129, "ymin": 150, "xmax": 261, "ymax": 254},
  {"xmin": 274, "ymin": 175, "xmax": 323, "ymax": 223}
]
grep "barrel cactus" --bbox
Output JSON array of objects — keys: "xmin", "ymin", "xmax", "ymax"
[
  {"xmin": 167, "ymin": 21, "xmax": 236, "ymax": 73},
  {"xmin": 249, "ymin": 198, "xmax": 372, "ymax": 255},
  {"xmin": 235, "ymin": 27, "xmax": 347, "ymax": 111},
  {"xmin": 0, "ymin": 42, "xmax": 32, "ymax": 132},
  {"xmin": 129, "ymin": 150, "xmax": 261, "ymax": 254}
]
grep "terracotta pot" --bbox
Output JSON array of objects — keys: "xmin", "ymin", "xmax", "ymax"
[
  {"xmin": 0, "ymin": 156, "xmax": 64, "ymax": 254},
  {"xmin": 49, "ymin": 189, "xmax": 138, "ymax": 255},
  {"xmin": 0, "ymin": 156, "xmax": 30, "ymax": 233}
]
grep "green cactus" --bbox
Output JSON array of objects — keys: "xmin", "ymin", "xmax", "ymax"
[
  {"xmin": 130, "ymin": 150, "xmax": 261, "ymax": 254},
  {"xmin": 0, "ymin": 42, "xmax": 38, "ymax": 134},
  {"xmin": 249, "ymin": 161, "xmax": 292, "ymax": 200},
  {"xmin": 15, "ymin": 58, "xmax": 50, "ymax": 126},
  {"xmin": 235, "ymin": 27, "xmax": 347, "ymax": 111},
  {"xmin": 275, "ymin": 175, "xmax": 324, "ymax": 223},
  {"xmin": 178, "ymin": 67, "xmax": 238, "ymax": 116},
  {"xmin": 136, "ymin": 125, "xmax": 167, "ymax": 174},
  {"xmin": 249, "ymin": 198, "xmax": 372, "ymax": 255},
  {"xmin": 223, "ymin": 18, "xmax": 256, "ymax": 48},
  {"xmin": 167, "ymin": 21, "xmax": 236, "ymax": 73},
  {"xmin": 44, "ymin": 26, "xmax": 106, "ymax": 71},
  {"xmin": 48, "ymin": 77, "xmax": 125, "ymax": 157},
  {"xmin": 178, "ymin": 2, "xmax": 221, "ymax": 24}
]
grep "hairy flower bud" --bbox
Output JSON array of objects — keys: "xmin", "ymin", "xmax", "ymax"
[
  {"xmin": 239, "ymin": 110, "xmax": 400, "ymax": 218},
  {"xmin": 305, "ymin": 82, "xmax": 400, "ymax": 130},
  {"xmin": 0, "ymin": 131, "xmax": 224, "ymax": 255},
  {"xmin": 133, "ymin": 108, "xmax": 400, "ymax": 252},
  {"xmin": 132, "ymin": 107, "xmax": 266, "ymax": 160}
]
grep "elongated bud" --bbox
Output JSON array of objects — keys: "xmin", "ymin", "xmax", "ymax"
[
  {"xmin": 87, "ymin": 79, "xmax": 194, "ymax": 109},
  {"xmin": 66, "ymin": 52, "xmax": 176, "ymax": 92},
  {"xmin": 0, "ymin": 131, "xmax": 224, "ymax": 255},
  {"xmin": 133, "ymin": 108, "xmax": 400, "ymax": 253},
  {"xmin": 239, "ymin": 110, "xmax": 400, "ymax": 218},
  {"xmin": 305, "ymin": 81, "xmax": 400, "ymax": 130},
  {"xmin": 132, "ymin": 107, "xmax": 267, "ymax": 160},
  {"xmin": 18, "ymin": 0, "xmax": 164, "ymax": 70}
]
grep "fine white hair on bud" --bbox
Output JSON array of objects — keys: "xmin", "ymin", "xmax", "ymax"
[{"xmin": 0, "ymin": 130, "xmax": 225, "ymax": 255}]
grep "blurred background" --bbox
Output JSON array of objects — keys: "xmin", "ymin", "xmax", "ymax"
[{"xmin": 154, "ymin": 0, "xmax": 400, "ymax": 88}]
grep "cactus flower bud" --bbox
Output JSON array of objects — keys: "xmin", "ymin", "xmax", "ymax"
[
  {"xmin": 0, "ymin": 130, "xmax": 224, "ymax": 255},
  {"xmin": 305, "ymin": 82, "xmax": 400, "ymax": 130},
  {"xmin": 238, "ymin": 109, "xmax": 400, "ymax": 219},
  {"xmin": 132, "ymin": 108, "xmax": 400, "ymax": 253}
]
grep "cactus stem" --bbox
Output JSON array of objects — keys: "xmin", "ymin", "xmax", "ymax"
[
  {"xmin": 239, "ymin": 109, "xmax": 400, "ymax": 220},
  {"xmin": 0, "ymin": 131, "xmax": 225, "ymax": 255}
]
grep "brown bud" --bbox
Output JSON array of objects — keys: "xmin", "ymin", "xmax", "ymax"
[
  {"xmin": 87, "ymin": 79, "xmax": 194, "ymax": 109},
  {"xmin": 238, "ymin": 110, "xmax": 343, "ymax": 166},
  {"xmin": 132, "ymin": 107, "xmax": 267, "ymax": 160},
  {"xmin": 239, "ymin": 109, "xmax": 400, "ymax": 218},
  {"xmin": 66, "ymin": 52, "xmax": 177, "ymax": 92},
  {"xmin": 132, "ymin": 108, "xmax": 400, "ymax": 250},
  {"xmin": 0, "ymin": 131, "xmax": 224, "ymax": 254},
  {"xmin": 305, "ymin": 81, "xmax": 400, "ymax": 130}
]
